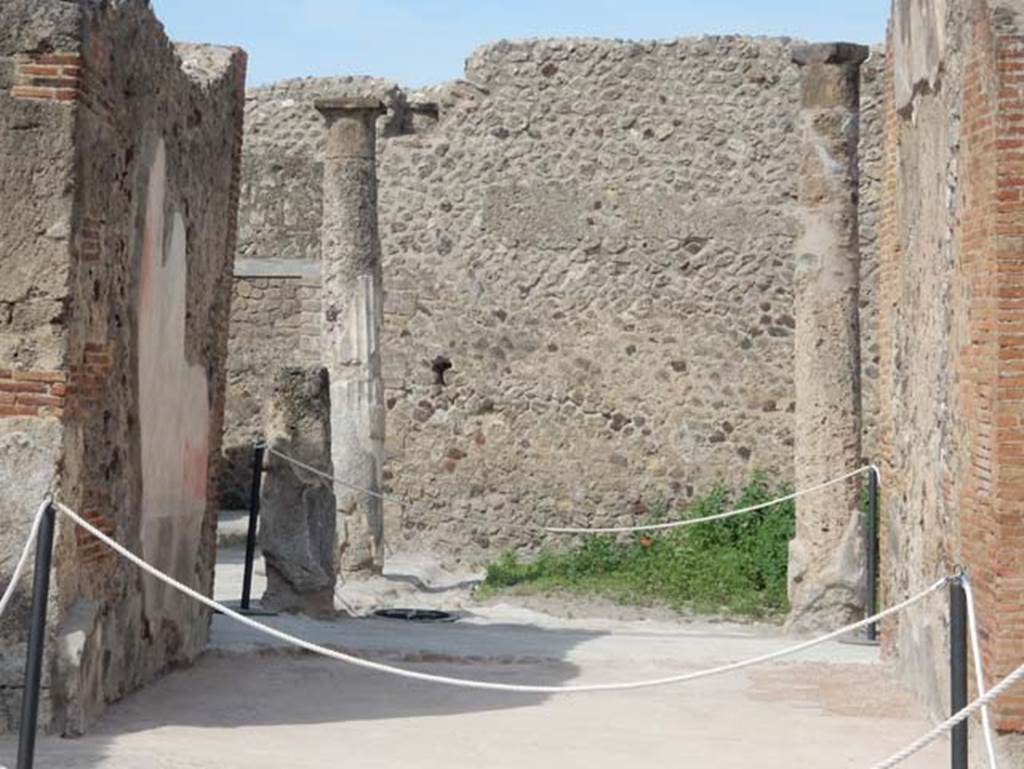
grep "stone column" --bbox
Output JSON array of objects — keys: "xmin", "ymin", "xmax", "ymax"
[
  {"xmin": 260, "ymin": 367, "xmax": 337, "ymax": 616},
  {"xmin": 315, "ymin": 97, "xmax": 387, "ymax": 575},
  {"xmin": 787, "ymin": 43, "xmax": 870, "ymax": 632}
]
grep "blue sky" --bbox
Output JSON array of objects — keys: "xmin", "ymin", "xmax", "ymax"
[{"xmin": 152, "ymin": 1, "xmax": 888, "ymax": 87}]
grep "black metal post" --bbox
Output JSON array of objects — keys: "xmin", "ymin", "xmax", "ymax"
[
  {"xmin": 950, "ymin": 575, "xmax": 969, "ymax": 769},
  {"xmin": 16, "ymin": 503, "xmax": 56, "ymax": 769},
  {"xmin": 866, "ymin": 466, "xmax": 879, "ymax": 641},
  {"xmin": 240, "ymin": 444, "xmax": 265, "ymax": 611}
]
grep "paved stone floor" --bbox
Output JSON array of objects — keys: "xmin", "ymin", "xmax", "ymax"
[{"xmin": 0, "ymin": 546, "xmax": 947, "ymax": 768}]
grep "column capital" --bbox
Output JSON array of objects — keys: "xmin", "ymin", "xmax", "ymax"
[
  {"xmin": 316, "ymin": 97, "xmax": 385, "ymax": 159},
  {"xmin": 792, "ymin": 42, "xmax": 870, "ymax": 68},
  {"xmin": 793, "ymin": 43, "xmax": 870, "ymax": 110},
  {"xmin": 314, "ymin": 96, "xmax": 386, "ymax": 117}
]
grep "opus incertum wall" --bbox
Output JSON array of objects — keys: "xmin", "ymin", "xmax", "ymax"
[
  {"xmin": 0, "ymin": 0, "xmax": 245, "ymax": 734},
  {"xmin": 226, "ymin": 36, "xmax": 884, "ymax": 566}
]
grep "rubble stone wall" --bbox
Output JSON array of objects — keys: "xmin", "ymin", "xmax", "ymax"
[
  {"xmin": 224, "ymin": 267, "xmax": 321, "ymax": 500},
  {"xmin": 0, "ymin": 0, "xmax": 80, "ymax": 734},
  {"xmin": 226, "ymin": 36, "xmax": 884, "ymax": 564},
  {"xmin": 0, "ymin": 0, "xmax": 245, "ymax": 735}
]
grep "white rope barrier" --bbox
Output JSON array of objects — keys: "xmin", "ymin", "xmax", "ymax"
[
  {"xmin": 265, "ymin": 444, "xmax": 882, "ymax": 539},
  {"xmin": 545, "ymin": 465, "xmax": 880, "ymax": 535},
  {"xmin": 53, "ymin": 499, "xmax": 944, "ymax": 695},
  {"xmin": 869, "ymin": 658, "xmax": 1024, "ymax": 769},
  {"xmin": 963, "ymin": 574, "xmax": 1000, "ymax": 769},
  {"xmin": 9, "ymin": 498, "xmax": 1023, "ymax": 769},
  {"xmin": 263, "ymin": 446, "xmax": 408, "ymax": 506},
  {"xmin": 0, "ymin": 500, "xmax": 48, "ymax": 620}
]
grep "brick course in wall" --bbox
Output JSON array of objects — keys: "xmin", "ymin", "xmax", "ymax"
[
  {"xmin": 0, "ymin": 369, "xmax": 67, "ymax": 417},
  {"xmin": 10, "ymin": 52, "xmax": 82, "ymax": 101},
  {"xmin": 0, "ymin": 370, "xmax": 82, "ymax": 428}
]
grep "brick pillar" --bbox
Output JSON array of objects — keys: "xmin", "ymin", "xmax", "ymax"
[
  {"xmin": 788, "ymin": 43, "xmax": 870, "ymax": 632},
  {"xmin": 315, "ymin": 97, "xmax": 387, "ymax": 575},
  {"xmin": 958, "ymin": 21, "xmax": 1024, "ymax": 733}
]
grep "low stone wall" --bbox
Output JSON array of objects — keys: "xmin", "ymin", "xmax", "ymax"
[
  {"xmin": 225, "ymin": 36, "xmax": 885, "ymax": 565},
  {"xmin": 0, "ymin": 0, "xmax": 244, "ymax": 735}
]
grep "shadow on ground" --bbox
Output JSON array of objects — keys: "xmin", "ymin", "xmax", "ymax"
[{"xmin": 0, "ymin": 617, "xmax": 601, "ymax": 768}]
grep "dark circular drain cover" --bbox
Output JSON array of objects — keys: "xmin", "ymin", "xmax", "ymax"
[{"xmin": 373, "ymin": 608, "xmax": 456, "ymax": 622}]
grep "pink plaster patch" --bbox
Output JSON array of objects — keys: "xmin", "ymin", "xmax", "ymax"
[{"xmin": 183, "ymin": 439, "xmax": 209, "ymax": 502}]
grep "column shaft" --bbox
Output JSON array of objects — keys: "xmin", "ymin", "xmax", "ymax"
[
  {"xmin": 316, "ymin": 97, "xmax": 387, "ymax": 574},
  {"xmin": 788, "ymin": 44, "xmax": 870, "ymax": 632}
]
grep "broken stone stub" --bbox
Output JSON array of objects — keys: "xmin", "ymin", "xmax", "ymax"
[
  {"xmin": 787, "ymin": 42, "xmax": 870, "ymax": 633},
  {"xmin": 260, "ymin": 366, "xmax": 338, "ymax": 616}
]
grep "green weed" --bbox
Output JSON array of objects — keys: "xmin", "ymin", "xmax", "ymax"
[{"xmin": 479, "ymin": 472, "xmax": 796, "ymax": 620}]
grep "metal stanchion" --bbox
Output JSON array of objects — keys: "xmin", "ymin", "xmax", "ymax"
[
  {"xmin": 842, "ymin": 465, "xmax": 881, "ymax": 647},
  {"xmin": 240, "ymin": 443, "xmax": 266, "ymax": 612},
  {"xmin": 950, "ymin": 574, "xmax": 969, "ymax": 769},
  {"xmin": 16, "ymin": 502, "xmax": 56, "ymax": 769},
  {"xmin": 865, "ymin": 465, "xmax": 879, "ymax": 642}
]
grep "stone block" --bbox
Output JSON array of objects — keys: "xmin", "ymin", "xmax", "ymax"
[{"xmin": 260, "ymin": 367, "xmax": 337, "ymax": 616}]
